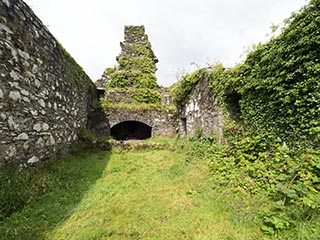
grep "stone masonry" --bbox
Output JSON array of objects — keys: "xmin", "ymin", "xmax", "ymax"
[
  {"xmin": 99, "ymin": 25, "xmax": 179, "ymax": 138},
  {"xmin": 1, "ymin": 0, "xmax": 225, "ymax": 167},
  {"xmin": 0, "ymin": 0, "xmax": 96, "ymax": 166},
  {"xmin": 104, "ymin": 89, "xmax": 178, "ymax": 137},
  {"xmin": 179, "ymin": 71, "xmax": 224, "ymax": 141},
  {"xmin": 98, "ymin": 26, "xmax": 224, "ymax": 140}
]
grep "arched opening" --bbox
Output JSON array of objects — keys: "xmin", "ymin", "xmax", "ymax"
[{"xmin": 110, "ymin": 121, "xmax": 152, "ymax": 140}]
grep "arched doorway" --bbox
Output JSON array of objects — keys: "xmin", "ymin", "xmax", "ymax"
[{"xmin": 110, "ymin": 121, "xmax": 152, "ymax": 140}]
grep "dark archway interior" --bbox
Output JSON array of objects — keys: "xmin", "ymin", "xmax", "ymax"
[{"xmin": 110, "ymin": 121, "xmax": 152, "ymax": 140}]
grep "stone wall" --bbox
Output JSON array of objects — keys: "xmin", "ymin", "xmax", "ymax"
[
  {"xmin": 0, "ymin": 0, "xmax": 96, "ymax": 166},
  {"xmin": 107, "ymin": 107, "xmax": 178, "ymax": 138},
  {"xmin": 104, "ymin": 89, "xmax": 177, "ymax": 137},
  {"xmin": 179, "ymin": 76, "xmax": 224, "ymax": 141}
]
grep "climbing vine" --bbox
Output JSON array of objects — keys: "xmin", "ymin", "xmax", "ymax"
[
  {"xmin": 172, "ymin": 1, "xmax": 320, "ymax": 237},
  {"xmin": 231, "ymin": 0, "xmax": 320, "ymax": 147},
  {"xmin": 173, "ymin": 68, "xmax": 212, "ymax": 107},
  {"xmin": 105, "ymin": 26, "xmax": 158, "ymax": 91}
]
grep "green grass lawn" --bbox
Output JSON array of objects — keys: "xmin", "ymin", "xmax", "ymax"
[{"xmin": 0, "ymin": 140, "xmax": 264, "ymax": 239}]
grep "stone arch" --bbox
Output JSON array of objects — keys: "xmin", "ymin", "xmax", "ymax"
[
  {"xmin": 109, "ymin": 114, "xmax": 154, "ymax": 129},
  {"xmin": 108, "ymin": 113, "xmax": 154, "ymax": 140},
  {"xmin": 110, "ymin": 120, "xmax": 152, "ymax": 140}
]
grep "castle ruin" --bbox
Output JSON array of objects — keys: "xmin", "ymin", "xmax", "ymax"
[{"xmin": 0, "ymin": 0, "xmax": 224, "ymax": 166}]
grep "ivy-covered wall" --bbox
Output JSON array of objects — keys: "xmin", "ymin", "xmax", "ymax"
[
  {"xmin": 173, "ymin": 0, "xmax": 319, "ymax": 147},
  {"xmin": 106, "ymin": 25, "xmax": 159, "ymax": 90},
  {"xmin": 173, "ymin": 68, "xmax": 225, "ymax": 140},
  {"xmin": 98, "ymin": 25, "xmax": 179, "ymax": 138},
  {"xmin": 230, "ymin": 0, "xmax": 320, "ymax": 147}
]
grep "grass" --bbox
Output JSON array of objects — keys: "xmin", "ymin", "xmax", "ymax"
[
  {"xmin": 1, "ymin": 139, "xmax": 265, "ymax": 239},
  {"xmin": 0, "ymin": 150, "xmax": 111, "ymax": 239}
]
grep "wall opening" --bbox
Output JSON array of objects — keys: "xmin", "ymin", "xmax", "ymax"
[
  {"xmin": 179, "ymin": 117, "xmax": 187, "ymax": 137},
  {"xmin": 110, "ymin": 121, "xmax": 152, "ymax": 140},
  {"xmin": 97, "ymin": 88, "xmax": 105, "ymax": 100}
]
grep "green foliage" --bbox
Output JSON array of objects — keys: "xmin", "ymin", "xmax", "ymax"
[
  {"xmin": 107, "ymin": 71, "xmax": 132, "ymax": 88},
  {"xmin": 173, "ymin": 68, "xmax": 212, "ymax": 107},
  {"xmin": 107, "ymin": 70, "xmax": 158, "ymax": 89},
  {"xmin": 129, "ymin": 88, "xmax": 161, "ymax": 104},
  {"xmin": 103, "ymin": 87, "xmax": 161, "ymax": 105},
  {"xmin": 56, "ymin": 41, "xmax": 92, "ymax": 89},
  {"xmin": 0, "ymin": 145, "xmax": 264, "ymax": 239},
  {"xmin": 91, "ymin": 98, "xmax": 101, "ymax": 108},
  {"xmin": 102, "ymin": 101, "xmax": 176, "ymax": 114},
  {"xmin": 77, "ymin": 129, "xmax": 111, "ymax": 152},
  {"xmin": 0, "ymin": 150, "xmax": 111, "ymax": 239},
  {"xmin": 172, "ymin": 1, "xmax": 319, "ymax": 147},
  {"xmin": 173, "ymin": 4, "xmax": 320, "ymax": 237},
  {"xmin": 105, "ymin": 27, "xmax": 158, "ymax": 90},
  {"xmin": 184, "ymin": 134, "xmax": 320, "ymax": 237},
  {"xmin": 131, "ymin": 42, "xmax": 155, "ymax": 58},
  {"xmin": 230, "ymin": 1, "xmax": 320, "ymax": 147},
  {"xmin": 118, "ymin": 56, "xmax": 156, "ymax": 74},
  {"xmin": 105, "ymin": 66, "xmax": 117, "ymax": 76},
  {"xmin": 0, "ymin": 165, "xmax": 54, "ymax": 221}
]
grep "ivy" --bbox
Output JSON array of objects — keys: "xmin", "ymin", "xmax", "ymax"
[
  {"xmin": 230, "ymin": 0, "xmax": 320, "ymax": 148},
  {"xmin": 129, "ymin": 88, "xmax": 161, "ymax": 104},
  {"xmin": 184, "ymin": 134, "xmax": 320, "ymax": 236},
  {"xmin": 173, "ymin": 68, "xmax": 212, "ymax": 107},
  {"xmin": 105, "ymin": 26, "xmax": 158, "ymax": 90},
  {"xmin": 118, "ymin": 56, "xmax": 156, "ymax": 74},
  {"xmin": 171, "ymin": 1, "xmax": 320, "ymax": 237}
]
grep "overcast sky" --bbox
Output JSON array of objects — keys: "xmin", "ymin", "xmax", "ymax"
[{"xmin": 24, "ymin": 0, "xmax": 308, "ymax": 86}]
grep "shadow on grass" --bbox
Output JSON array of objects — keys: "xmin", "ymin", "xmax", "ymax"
[{"xmin": 0, "ymin": 150, "xmax": 111, "ymax": 240}]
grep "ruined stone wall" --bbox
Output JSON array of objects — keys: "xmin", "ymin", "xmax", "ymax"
[
  {"xmin": 107, "ymin": 107, "xmax": 178, "ymax": 138},
  {"xmin": 179, "ymin": 77, "xmax": 223, "ymax": 140},
  {"xmin": 104, "ymin": 89, "xmax": 178, "ymax": 137},
  {"xmin": 0, "ymin": 0, "xmax": 96, "ymax": 166}
]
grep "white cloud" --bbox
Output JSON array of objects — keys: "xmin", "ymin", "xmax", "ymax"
[{"xmin": 24, "ymin": 0, "xmax": 308, "ymax": 86}]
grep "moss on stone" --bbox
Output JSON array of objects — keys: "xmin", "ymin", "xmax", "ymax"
[
  {"xmin": 56, "ymin": 41, "xmax": 92, "ymax": 90},
  {"xmin": 105, "ymin": 25, "xmax": 158, "ymax": 91}
]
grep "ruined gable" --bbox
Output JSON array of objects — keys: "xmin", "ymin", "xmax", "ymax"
[{"xmin": 98, "ymin": 25, "xmax": 178, "ymax": 140}]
